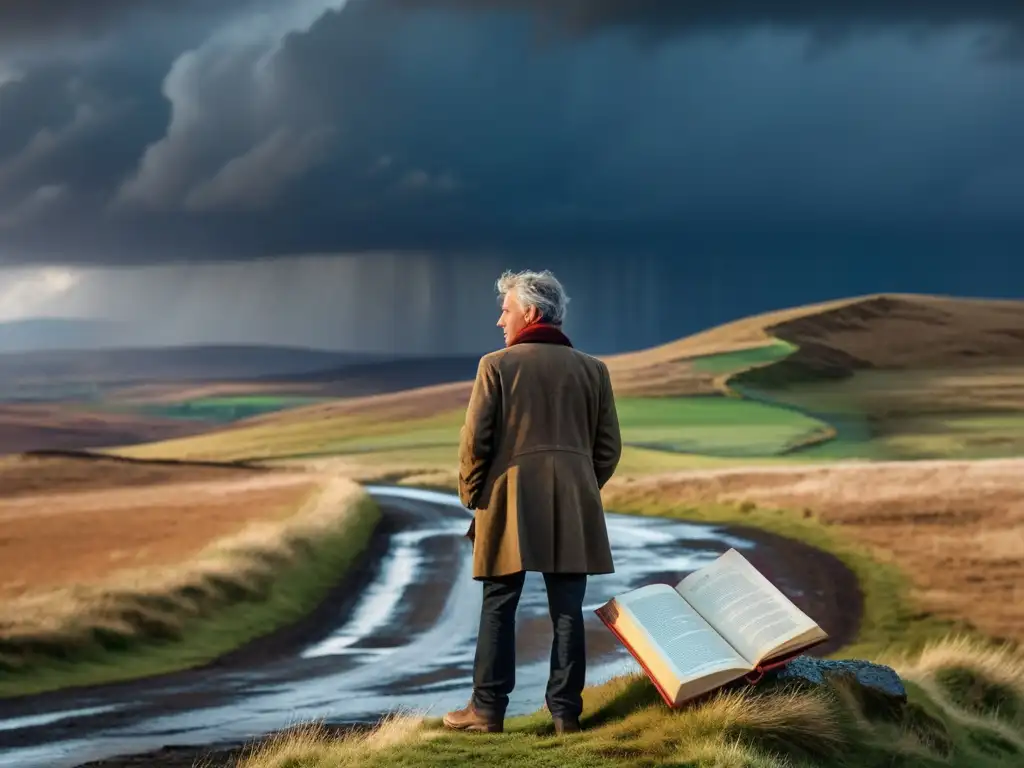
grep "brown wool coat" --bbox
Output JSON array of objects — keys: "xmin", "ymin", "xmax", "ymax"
[{"xmin": 458, "ymin": 334, "xmax": 622, "ymax": 579}]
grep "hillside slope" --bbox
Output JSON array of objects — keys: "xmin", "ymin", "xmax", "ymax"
[
  {"xmin": 738, "ymin": 294, "xmax": 1024, "ymax": 386},
  {"xmin": 607, "ymin": 293, "xmax": 1024, "ymax": 394},
  {"xmin": 112, "ymin": 293, "xmax": 1024, "ymax": 464},
  {"xmin": 0, "ymin": 345, "xmax": 378, "ymax": 396},
  {"xmin": 0, "ymin": 405, "xmax": 212, "ymax": 456}
]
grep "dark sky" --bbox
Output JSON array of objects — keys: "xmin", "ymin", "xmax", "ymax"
[{"xmin": 0, "ymin": 1, "xmax": 1021, "ymax": 353}]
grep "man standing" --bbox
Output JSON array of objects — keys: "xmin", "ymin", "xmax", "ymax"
[{"xmin": 443, "ymin": 269, "xmax": 622, "ymax": 735}]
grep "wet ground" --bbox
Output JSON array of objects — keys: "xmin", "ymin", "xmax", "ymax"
[{"xmin": 0, "ymin": 485, "xmax": 860, "ymax": 768}]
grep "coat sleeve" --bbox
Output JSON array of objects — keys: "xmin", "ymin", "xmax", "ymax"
[
  {"xmin": 592, "ymin": 361, "xmax": 622, "ymax": 489},
  {"xmin": 458, "ymin": 356, "xmax": 502, "ymax": 509}
]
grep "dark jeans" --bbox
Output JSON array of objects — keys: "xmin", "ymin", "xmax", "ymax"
[{"xmin": 471, "ymin": 571, "xmax": 588, "ymax": 720}]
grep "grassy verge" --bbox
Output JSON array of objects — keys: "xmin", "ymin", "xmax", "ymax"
[
  {"xmin": 0, "ymin": 478, "xmax": 380, "ymax": 698},
  {"xmin": 239, "ymin": 636, "xmax": 1024, "ymax": 768}
]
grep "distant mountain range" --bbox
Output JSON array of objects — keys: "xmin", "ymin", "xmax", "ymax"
[
  {"xmin": 0, "ymin": 318, "xmax": 128, "ymax": 353},
  {"xmin": 249, "ymin": 354, "xmax": 483, "ymax": 398},
  {"xmin": 0, "ymin": 344, "xmax": 385, "ymax": 390},
  {"xmin": 0, "ymin": 318, "xmax": 393, "ymax": 395}
]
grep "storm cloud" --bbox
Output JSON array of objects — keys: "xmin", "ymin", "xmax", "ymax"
[
  {"xmin": 386, "ymin": 1, "xmax": 1024, "ymax": 51},
  {"xmin": 6, "ymin": 1, "xmax": 1024, "ymax": 43},
  {"xmin": 0, "ymin": 1, "xmax": 267, "ymax": 44},
  {"xmin": 0, "ymin": 0, "xmax": 1022, "ymax": 267}
]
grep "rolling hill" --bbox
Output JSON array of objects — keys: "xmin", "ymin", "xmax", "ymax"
[
  {"xmin": 111, "ymin": 293, "xmax": 1024, "ymax": 470},
  {"xmin": 0, "ymin": 404, "xmax": 211, "ymax": 455},
  {"xmin": 0, "ymin": 318, "xmax": 127, "ymax": 353},
  {"xmin": 0, "ymin": 344, "xmax": 382, "ymax": 396}
]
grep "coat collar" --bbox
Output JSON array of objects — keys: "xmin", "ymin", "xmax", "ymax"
[{"xmin": 508, "ymin": 322, "xmax": 573, "ymax": 348}]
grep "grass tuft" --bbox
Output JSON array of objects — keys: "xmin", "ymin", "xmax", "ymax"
[
  {"xmin": 238, "ymin": 713, "xmax": 430, "ymax": 768},
  {"xmin": 891, "ymin": 635, "xmax": 1024, "ymax": 753}
]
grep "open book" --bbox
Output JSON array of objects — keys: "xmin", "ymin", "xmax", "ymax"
[{"xmin": 595, "ymin": 548, "xmax": 828, "ymax": 708}]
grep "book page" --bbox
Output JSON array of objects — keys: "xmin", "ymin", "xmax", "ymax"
[
  {"xmin": 675, "ymin": 549, "xmax": 825, "ymax": 666},
  {"xmin": 613, "ymin": 584, "xmax": 750, "ymax": 685}
]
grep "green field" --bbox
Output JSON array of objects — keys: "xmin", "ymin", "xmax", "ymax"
[
  {"xmin": 689, "ymin": 339, "xmax": 797, "ymax": 374},
  {"xmin": 615, "ymin": 395, "xmax": 832, "ymax": 457},
  {"xmin": 137, "ymin": 395, "xmax": 331, "ymax": 423},
  {"xmin": 287, "ymin": 396, "xmax": 831, "ymax": 459},
  {"xmin": 735, "ymin": 366, "xmax": 1024, "ymax": 460}
]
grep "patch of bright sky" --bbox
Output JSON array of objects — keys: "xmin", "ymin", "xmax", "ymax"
[{"xmin": 0, "ymin": 266, "xmax": 83, "ymax": 320}]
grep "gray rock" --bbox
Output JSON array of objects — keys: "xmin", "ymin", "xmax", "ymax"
[{"xmin": 761, "ymin": 656, "xmax": 907, "ymax": 715}]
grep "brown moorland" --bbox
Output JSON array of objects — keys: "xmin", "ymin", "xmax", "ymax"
[
  {"xmin": 608, "ymin": 293, "xmax": 1024, "ymax": 396},
  {"xmin": 619, "ymin": 292, "xmax": 1022, "ymax": 364},
  {"xmin": 0, "ymin": 458, "xmax": 315, "ymax": 602},
  {"xmin": 0, "ymin": 451, "xmax": 262, "ymax": 498},
  {"xmin": 0, "ymin": 404, "xmax": 210, "ymax": 456},
  {"xmin": 725, "ymin": 295, "xmax": 1024, "ymax": 450},
  {"xmin": 0, "ymin": 454, "xmax": 378, "ymax": 693},
  {"xmin": 603, "ymin": 457, "xmax": 1024, "ymax": 644},
  {"xmin": 761, "ymin": 294, "xmax": 1024, "ymax": 371}
]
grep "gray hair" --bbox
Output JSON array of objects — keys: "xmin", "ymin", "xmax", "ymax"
[{"xmin": 496, "ymin": 269, "xmax": 570, "ymax": 325}]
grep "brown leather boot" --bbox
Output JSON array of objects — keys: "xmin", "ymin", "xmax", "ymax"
[
  {"xmin": 442, "ymin": 701, "xmax": 504, "ymax": 733},
  {"xmin": 553, "ymin": 715, "xmax": 581, "ymax": 734}
]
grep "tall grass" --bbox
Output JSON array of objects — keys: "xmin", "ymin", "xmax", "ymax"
[
  {"xmin": 235, "ymin": 637, "xmax": 1024, "ymax": 768},
  {"xmin": 0, "ymin": 477, "xmax": 380, "ymax": 696}
]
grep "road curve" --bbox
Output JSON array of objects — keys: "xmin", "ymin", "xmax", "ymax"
[{"xmin": 0, "ymin": 486, "xmax": 856, "ymax": 768}]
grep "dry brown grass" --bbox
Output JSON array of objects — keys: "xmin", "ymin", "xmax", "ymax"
[
  {"xmin": 0, "ymin": 404, "xmax": 209, "ymax": 455},
  {"xmin": 601, "ymin": 293, "xmax": 1024, "ymax": 392},
  {"xmin": 766, "ymin": 294, "xmax": 1024, "ymax": 370},
  {"xmin": 236, "ymin": 713, "xmax": 433, "ymax": 768},
  {"xmin": 0, "ymin": 469, "xmax": 370, "ymax": 674},
  {"xmin": 0, "ymin": 452, "xmax": 262, "ymax": 498},
  {"xmin": 0, "ymin": 471, "xmax": 319, "ymax": 600},
  {"xmin": 603, "ymin": 293, "xmax": 1020, "ymax": 378},
  {"xmin": 604, "ymin": 458, "xmax": 1024, "ymax": 642},
  {"xmin": 605, "ymin": 295, "xmax": 859, "ymax": 367}
]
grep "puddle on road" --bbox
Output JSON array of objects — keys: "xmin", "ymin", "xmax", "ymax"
[
  {"xmin": 303, "ymin": 521, "xmax": 466, "ymax": 658},
  {"xmin": 0, "ymin": 705, "xmax": 123, "ymax": 733}
]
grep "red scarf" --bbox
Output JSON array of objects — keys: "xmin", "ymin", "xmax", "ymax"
[{"xmin": 509, "ymin": 322, "xmax": 573, "ymax": 348}]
